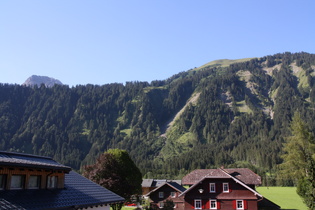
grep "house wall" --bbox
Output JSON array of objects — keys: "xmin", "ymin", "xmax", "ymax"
[{"xmin": 0, "ymin": 166, "xmax": 66, "ymax": 190}]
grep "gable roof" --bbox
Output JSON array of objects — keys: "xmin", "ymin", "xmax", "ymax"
[
  {"xmin": 146, "ymin": 181, "xmax": 186, "ymax": 196},
  {"xmin": 179, "ymin": 169, "xmax": 263, "ymax": 198},
  {"xmin": 0, "ymin": 151, "xmax": 71, "ymax": 172},
  {"xmin": 0, "ymin": 171, "xmax": 125, "ymax": 209},
  {"xmin": 142, "ymin": 179, "xmax": 182, "ymax": 188},
  {"xmin": 181, "ymin": 168, "xmax": 261, "ymax": 185}
]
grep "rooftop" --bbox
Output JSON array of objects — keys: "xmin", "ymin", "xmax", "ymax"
[
  {"xmin": 0, "ymin": 171, "xmax": 125, "ymax": 209},
  {"xmin": 0, "ymin": 151, "xmax": 71, "ymax": 172},
  {"xmin": 181, "ymin": 168, "xmax": 261, "ymax": 185}
]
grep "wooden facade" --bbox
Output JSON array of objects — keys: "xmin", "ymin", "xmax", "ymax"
[{"xmin": 0, "ymin": 166, "xmax": 67, "ymax": 190}]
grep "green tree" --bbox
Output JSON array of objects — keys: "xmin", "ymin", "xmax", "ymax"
[
  {"xmin": 280, "ymin": 113, "xmax": 315, "ymax": 209},
  {"xmin": 83, "ymin": 149, "xmax": 142, "ymax": 210}
]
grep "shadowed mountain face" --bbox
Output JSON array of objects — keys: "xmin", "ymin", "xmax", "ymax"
[{"xmin": 23, "ymin": 75, "xmax": 63, "ymax": 87}]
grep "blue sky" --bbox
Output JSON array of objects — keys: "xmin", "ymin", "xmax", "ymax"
[{"xmin": 1, "ymin": 0, "xmax": 314, "ymax": 86}]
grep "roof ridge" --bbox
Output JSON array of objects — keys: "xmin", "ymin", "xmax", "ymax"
[{"xmin": 0, "ymin": 151, "xmax": 53, "ymax": 160}]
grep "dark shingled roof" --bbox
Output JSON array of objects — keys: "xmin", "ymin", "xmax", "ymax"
[
  {"xmin": 182, "ymin": 168, "xmax": 261, "ymax": 185},
  {"xmin": 146, "ymin": 181, "xmax": 186, "ymax": 197},
  {"xmin": 0, "ymin": 151, "xmax": 71, "ymax": 171},
  {"xmin": 0, "ymin": 171, "xmax": 125, "ymax": 210},
  {"xmin": 142, "ymin": 179, "xmax": 182, "ymax": 188}
]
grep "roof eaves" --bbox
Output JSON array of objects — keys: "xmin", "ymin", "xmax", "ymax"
[{"xmin": 0, "ymin": 161, "xmax": 71, "ymax": 172}]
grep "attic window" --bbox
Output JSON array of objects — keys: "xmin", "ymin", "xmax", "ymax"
[
  {"xmin": 28, "ymin": 175, "xmax": 41, "ymax": 189},
  {"xmin": 223, "ymin": 183, "xmax": 229, "ymax": 192},
  {"xmin": 209, "ymin": 183, "xmax": 216, "ymax": 193},
  {"xmin": 159, "ymin": 192, "xmax": 164, "ymax": 198},
  {"xmin": 10, "ymin": 175, "xmax": 25, "ymax": 189},
  {"xmin": 47, "ymin": 176, "xmax": 58, "ymax": 188}
]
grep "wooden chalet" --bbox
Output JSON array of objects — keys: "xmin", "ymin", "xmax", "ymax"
[
  {"xmin": 142, "ymin": 179, "xmax": 182, "ymax": 195},
  {"xmin": 146, "ymin": 168, "xmax": 280, "ymax": 210},
  {"xmin": 145, "ymin": 181, "xmax": 186, "ymax": 209},
  {"xmin": 0, "ymin": 151, "xmax": 124, "ymax": 210}
]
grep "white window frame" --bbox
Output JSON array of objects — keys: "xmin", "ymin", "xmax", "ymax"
[
  {"xmin": 236, "ymin": 200, "xmax": 244, "ymax": 210},
  {"xmin": 194, "ymin": 199, "xmax": 202, "ymax": 209},
  {"xmin": 159, "ymin": 202, "xmax": 164, "ymax": 208},
  {"xmin": 223, "ymin": 182, "xmax": 229, "ymax": 193},
  {"xmin": 171, "ymin": 191, "xmax": 176, "ymax": 198},
  {"xmin": 210, "ymin": 199, "xmax": 217, "ymax": 209},
  {"xmin": 159, "ymin": 191, "xmax": 164, "ymax": 198},
  {"xmin": 209, "ymin": 183, "xmax": 216, "ymax": 193}
]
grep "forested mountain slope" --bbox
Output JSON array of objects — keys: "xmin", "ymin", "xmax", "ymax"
[{"xmin": 1, "ymin": 52, "xmax": 315, "ymax": 180}]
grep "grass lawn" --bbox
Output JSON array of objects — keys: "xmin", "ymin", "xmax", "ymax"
[{"xmin": 257, "ymin": 187, "xmax": 307, "ymax": 210}]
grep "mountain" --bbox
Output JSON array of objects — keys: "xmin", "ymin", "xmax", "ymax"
[
  {"xmin": 23, "ymin": 75, "xmax": 63, "ymax": 87},
  {"xmin": 1, "ymin": 52, "xmax": 315, "ymax": 181}
]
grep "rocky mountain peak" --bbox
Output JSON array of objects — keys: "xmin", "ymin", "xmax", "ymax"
[{"xmin": 23, "ymin": 75, "xmax": 63, "ymax": 87}]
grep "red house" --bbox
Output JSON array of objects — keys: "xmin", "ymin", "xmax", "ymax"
[
  {"xmin": 179, "ymin": 168, "xmax": 279, "ymax": 210},
  {"xmin": 145, "ymin": 168, "xmax": 280, "ymax": 210}
]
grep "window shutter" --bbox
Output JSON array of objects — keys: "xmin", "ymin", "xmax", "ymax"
[
  {"xmin": 217, "ymin": 201, "xmax": 221, "ymax": 209},
  {"xmin": 229, "ymin": 187, "xmax": 232, "ymax": 193},
  {"xmin": 233, "ymin": 200, "xmax": 236, "ymax": 209},
  {"xmin": 244, "ymin": 200, "xmax": 248, "ymax": 209}
]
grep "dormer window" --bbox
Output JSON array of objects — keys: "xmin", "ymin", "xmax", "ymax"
[
  {"xmin": 47, "ymin": 176, "xmax": 58, "ymax": 188},
  {"xmin": 10, "ymin": 175, "xmax": 25, "ymax": 189},
  {"xmin": 209, "ymin": 183, "xmax": 216, "ymax": 193},
  {"xmin": 28, "ymin": 175, "xmax": 41, "ymax": 189},
  {"xmin": 159, "ymin": 191, "xmax": 164, "ymax": 198},
  {"xmin": 223, "ymin": 183, "xmax": 229, "ymax": 192}
]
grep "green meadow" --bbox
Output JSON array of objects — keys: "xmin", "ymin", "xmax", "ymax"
[{"xmin": 257, "ymin": 187, "xmax": 307, "ymax": 210}]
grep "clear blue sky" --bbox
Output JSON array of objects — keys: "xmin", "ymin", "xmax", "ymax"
[{"xmin": 1, "ymin": 0, "xmax": 314, "ymax": 87}]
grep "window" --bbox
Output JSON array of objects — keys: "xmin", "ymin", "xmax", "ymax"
[
  {"xmin": 223, "ymin": 183, "xmax": 229, "ymax": 192},
  {"xmin": 209, "ymin": 183, "xmax": 216, "ymax": 193},
  {"xmin": 236, "ymin": 200, "xmax": 244, "ymax": 209},
  {"xmin": 0, "ymin": 175, "xmax": 5, "ymax": 190},
  {"xmin": 159, "ymin": 191, "xmax": 164, "ymax": 198},
  {"xmin": 210, "ymin": 199, "xmax": 217, "ymax": 209},
  {"xmin": 47, "ymin": 176, "xmax": 58, "ymax": 188},
  {"xmin": 194, "ymin": 199, "xmax": 202, "ymax": 209},
  {"xmin": 159, "ymin": 202, "xmax": 164, "ymax": 208},
  {"xmin": 10, "ymin": 175, "xmax": 25, "ymax": 189},
  {"xmin": 28, "ymin": 175, "xmax": 40, "ymax": 189},
  {"xmin": 171, "ymin": 192, "xmax": 176, "ymax": 198}
]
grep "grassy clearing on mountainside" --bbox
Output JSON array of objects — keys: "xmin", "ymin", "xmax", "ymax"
[
  {"xmin": 196, "ymin": 58, "xmax": 254, "ymax": 70},
  {"xmin": 236, "ymin": 100, "xmax": 252, "ymax": 114},
  {"xmin": 257, "ymin": 187, "xmax": 307, "ymax": 210}
]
